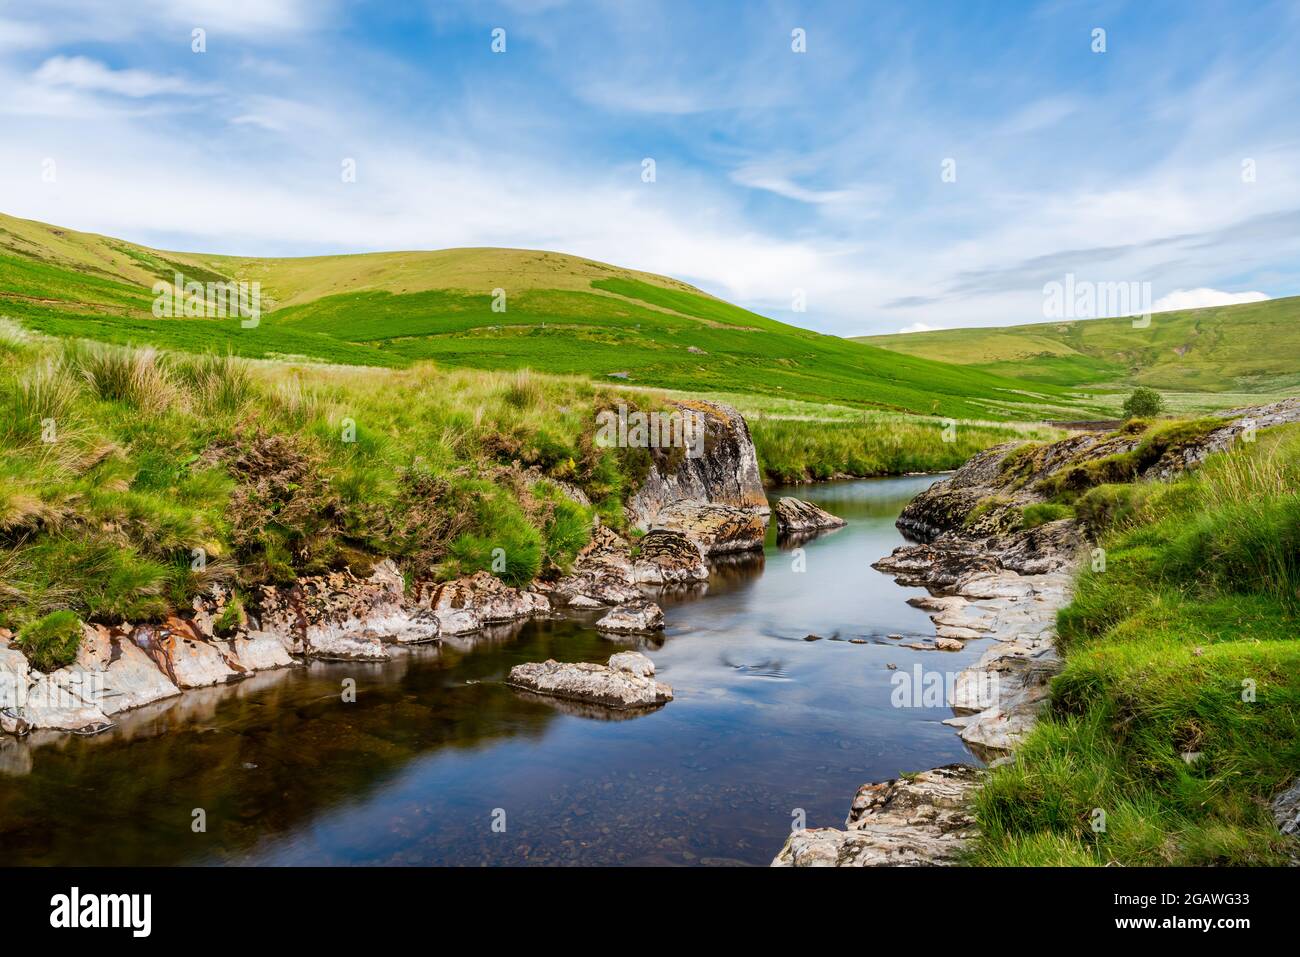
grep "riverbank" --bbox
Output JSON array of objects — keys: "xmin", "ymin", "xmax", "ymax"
[{"xmin": 776, "ymin": 400, "xmax": 1300, "ymax": 866}]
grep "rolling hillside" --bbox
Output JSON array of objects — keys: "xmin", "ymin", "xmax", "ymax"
[
  {"xmin": 858, "ymin": 296, "xmax": 1300, "ymax": 394},
  {"xmin": 0, "ymin": 212, "xmax": 1097, "ymax": 421}
]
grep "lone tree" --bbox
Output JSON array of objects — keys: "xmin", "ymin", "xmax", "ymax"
[{"xmin": 1122, "ymin": 386, "xmax": 1164, "ymax": 419}]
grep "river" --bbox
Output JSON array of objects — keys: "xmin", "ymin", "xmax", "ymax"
[{"xmin": 0, "ymin": 475, "xmax": 986, "ymax": 866}]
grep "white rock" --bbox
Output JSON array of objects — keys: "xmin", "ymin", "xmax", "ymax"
[
  {"xmin": 596, "ymin": 600, "xmax": 665, "ymax": 634},
  {"xmin": 508, "ymin": 653, "xmax": 672, "ymax": 710}
]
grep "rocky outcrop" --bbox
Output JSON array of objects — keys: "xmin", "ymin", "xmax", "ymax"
[
  {"xmin": 416, "ymin": 570, "xmax": 548, "ymax": 625},
  {"xmin": 774, "ymin": 496, "xmax": 847, "ymax": 535},
  {"xmin": 507, "ymin": 651, "xmax": 673, "ymax": 710},
  {"xmin": 259, "ymin": 560, "xmax": 445, "ymax": 659},
  {"xmin": 549, "ymin": 526, "xmax": 708, "ymax": 609},
  {"xmin": 1, "ymin": 562, "xmax": 562, "ymax": 739},
  {"xmin": 627, "ymin": 399, "xmax": 768, "ymax": 531},
  {"xmin": 773, "ymin": 765, "xmax": 980, "ymax": 866},
  {"xmin": 898, "ymin": 399, "xmax": 1300, "ymax": 543},
  {"xmin": 595, "ymin": 599, "xmax": 665, "ymax": 634},
  {"xmin": 649, "ymin": 502, "xmax": 766, "ymax": 555}
]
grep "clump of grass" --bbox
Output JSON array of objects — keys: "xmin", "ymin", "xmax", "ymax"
[
  {"xmin": 1020, "ymin": 501, "xmax": 1073, "ymax": 529},
  {"xmin": 0, "ymin": 358, "xmax": 80, "ymax": 448},
  {"xmin": 66, "ymin": 341, "xmax": 179, "ymax": 413},
  {"xmin": 14, "ymin": 609, "xmax": 83, "ymax": 672},
  {"xmin": 212, "ymin": 595, "xmax": 243, "ymax": 637},
  {"xmin": 172, "ymin": 350, "xmax": 251, "ymax": 413},
  {"xmin": 502, "ymin": 367, "xmax": 543, "ymax": 410}
]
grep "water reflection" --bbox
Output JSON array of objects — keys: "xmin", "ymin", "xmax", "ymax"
[{"xmin": 0, "ymin": 474, "xmax": 982, "ymax": 866}]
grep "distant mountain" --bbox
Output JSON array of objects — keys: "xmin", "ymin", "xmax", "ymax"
[
  {"xmin": 0, "ymin": 212, "xmax": 1090, "ymax": 420},
  {"xmin": 858, "ymin": 296, "xmax": 1300, "ymax": 394}
]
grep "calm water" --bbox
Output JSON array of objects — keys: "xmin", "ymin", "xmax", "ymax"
[{"xmin": 0, "ymin": 475, "xmax": 983, "ymax": 866}]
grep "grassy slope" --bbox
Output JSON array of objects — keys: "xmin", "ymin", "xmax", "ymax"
[
  {"xmin": 0, "ymin": 212, "xmax": 1095, "ymax": 422},
  {"xmin": 858, "ymin": 296, "xmax": 1300, "ymax": 397},
  {"xmin": 974, "ymin": 422, "xmax": 1300, "ymax": 865},
  {"xmin": 0, "ymin": 325, "xmax": 656, "ymax": 631}
]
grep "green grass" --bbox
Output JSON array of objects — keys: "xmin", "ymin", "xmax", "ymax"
[
  {"xmin": 859, "ymin": 295, "xmax": 1300, "ymax": 396},
  {"xmin": 14, "ymin": 610, "xmax": 83, "ymax": 673},
  {"xmin": 0, "ymin": 326, "xmax": 674, "ymax": 628},
  {"xmin": 0, "ymin": 211, "xmax": 1100, "ymax": 422},
  {"xmin": 973, "ymin": 424, "xmax": 1300, "ymax": 865}
]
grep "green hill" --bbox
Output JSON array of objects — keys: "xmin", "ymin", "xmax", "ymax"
[
  {"xmin": 0, "ymin": 212, "xmax": 1095, "ymax": 421},
  {"xmin": 858, "ymin": 296, "xmax": 1300, "ymax": 394}
]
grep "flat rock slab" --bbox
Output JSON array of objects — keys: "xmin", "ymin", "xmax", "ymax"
[{"xmin": 508, "ymin": 652, "xmax": 672, "ymax": 710}]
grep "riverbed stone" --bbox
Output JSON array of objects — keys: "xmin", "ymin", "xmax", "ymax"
[
  {"xmin": 631, "ymin": 530, "xmax": 709, "ymax": 584},
  {"xmin": 232, "ymin": 633, "xmax": 297, "ymax": 671},
  {"xmin": 774, "ymin": 496, "xmax": 847, "ymax": 534},
  {"xmin": 507, "ymin": 652, "xmax": 672, "ymax": 710},
  {"xmin": 129, "ymin": 619, "xmax": 244, "ymax": 689},
  {"xmin": 596, "ymin": 599, "xmax": 665, "ymax": 634}
]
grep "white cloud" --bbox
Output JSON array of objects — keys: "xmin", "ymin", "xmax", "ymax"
[
  {"xmin": 898, "ymin": 322, "xmax": 939, "ymax": 334},
  {"xmin": 32, "ymin": 56, "xmax": 211, "ymax": 98},
  {"xmin": 1152, "ymin": 288, "xmax": 1270, "ymax": 313}
]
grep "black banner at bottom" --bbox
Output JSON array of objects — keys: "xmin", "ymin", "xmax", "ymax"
[{"xmin": 2, "ymin": 865, "xmax": 1285, "ymax": 942}]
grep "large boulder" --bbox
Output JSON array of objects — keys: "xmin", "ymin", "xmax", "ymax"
[
  {"xmin": 507, "ymin": 652, "xmax": 673, "ymax": 710},
  {"xmin": 549, "ymin": 527, "xmax": 707, "ymax": 606},
  {"xmin": 774, "ymin": 496, "xmax": 847, "ymax": 534},
  {"xmin": 627, "ymin": 400, "xmax": 768, "ymax": 530}
]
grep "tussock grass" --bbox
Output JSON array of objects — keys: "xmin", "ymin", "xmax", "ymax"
[{"xmin": 975, "ymin": 424, "xmax": 1300, "ymax": 866}]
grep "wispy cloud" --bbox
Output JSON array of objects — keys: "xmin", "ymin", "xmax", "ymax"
[{"xmin": 32, "ymin": 56, "xmax": 213, "ymax": 98}]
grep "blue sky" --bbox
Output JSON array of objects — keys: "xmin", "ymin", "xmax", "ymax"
[{"xmin": 2, "ymin": 0, "xmax": 1298, "ymax": 335}]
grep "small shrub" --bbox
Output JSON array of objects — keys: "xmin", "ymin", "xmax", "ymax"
[
  {"xmin": 1122, "ymin": 387, "xmax": 1164, "ymax": 419},
  {"xmin": 15, "ymin": 609, "xmax": 83, "ymax": 672},
  {"xmin": 212, "ymin": 595, "xmax": 243, "ymax": 637}
]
